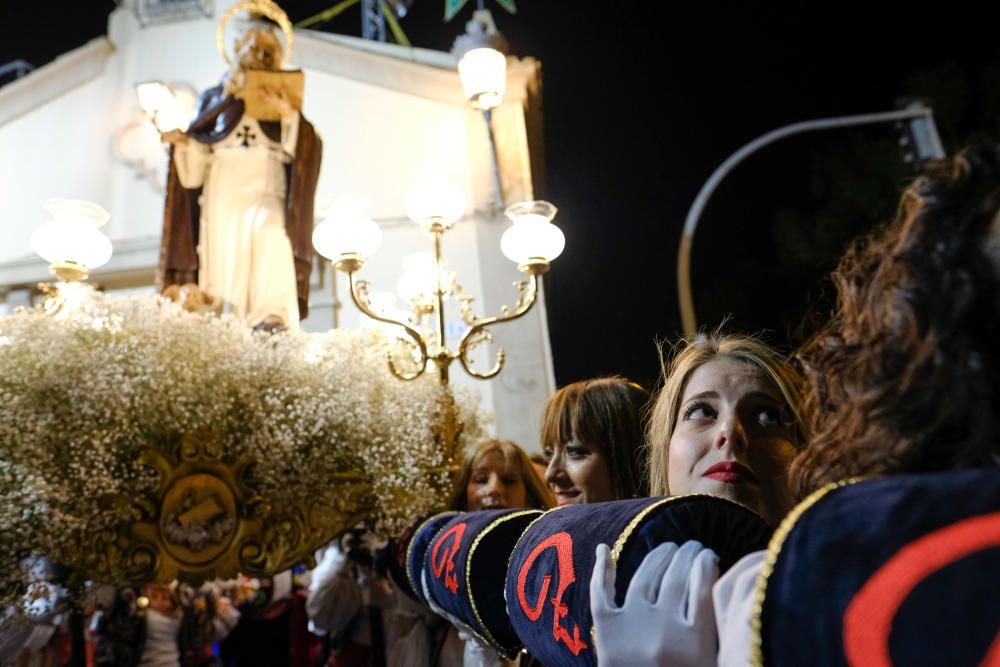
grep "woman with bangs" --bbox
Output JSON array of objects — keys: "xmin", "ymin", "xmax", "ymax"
[{"xmin": 541, "ymin": 377, "xmax": 650, "ymax": 505}]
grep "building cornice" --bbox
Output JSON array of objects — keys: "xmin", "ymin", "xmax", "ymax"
[{"xmin": 295, "ymin": 30, "xmax": 539, "ymax": 108}]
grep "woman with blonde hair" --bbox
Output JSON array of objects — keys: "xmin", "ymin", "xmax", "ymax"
[
  {"xmin": 646, "ymin": 332, "xmax": 805, "ymax": 526},
  {"xmin": 588, "ymin": 334, "xmax": 805, "ymax": 667},
  {"xmin": 430, "ymin": 440, "xmax": 553, "ymax": 666}
]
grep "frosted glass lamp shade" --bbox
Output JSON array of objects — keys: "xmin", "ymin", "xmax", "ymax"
[
  {"xmin": 135, "ymin": 81, "xmax": 175, "ymax": 115},
  {"xmin": 458, "ymin": 47, "xmax": 506, "ymax": 110},
  {"xmin": 396, "ymin": 252, "xmax": 439, "ymax": 304},
  {"xmin": 405, "ymin": 176, "xmax": 467, "ymax": 229},
  {"xmin": 500, "ymin": 200, "xmax": 564, "ymax": 268},
  {"xmin": 135, "ymin": 81, "xmax": 183, "ymax": 131},
  {"xmin": 312, "ymin": 212, "xmax": 382, "ymax": 263},
  {"xmin": 31, "ymin": 198, "xmax": 113, "ymax": 272}
]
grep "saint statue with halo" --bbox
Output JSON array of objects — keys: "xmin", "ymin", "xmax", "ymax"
[{"xmin": 158, "ymin": 0, "xmax": 322, "ymax": 331}]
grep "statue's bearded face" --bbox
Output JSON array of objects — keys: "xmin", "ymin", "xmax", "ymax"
[{"xmin": 236, "ymin": 28, "xmax": 282, "ymax": 70}]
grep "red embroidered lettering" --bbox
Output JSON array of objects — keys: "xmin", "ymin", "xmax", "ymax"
[
  {"xmin": 430, "ymin": 522, "xmax": 466, "ymax": 595},
  {"xmin": 843, "ymin": 511, "xmax": 1000, "ymax": 667},
  {"xmin": 516, "ymin": 531, "xmax": 588, "ymax": 656}
]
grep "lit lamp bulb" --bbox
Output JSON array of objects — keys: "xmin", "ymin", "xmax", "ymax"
[
  {"xmin": 452, "ymin": 10, "xmax": 508, "ymax": 110},
  {"xmin": 500, "ymin": 200, "xmax": 565, "ymax": 274},
  {"xmin": 312, "ymin": 197, "xmax": 382, "ymax": 272},
  {"xmin": 31, "ymin": 198, "xmax": 113, "ymax": 282},
  {"xmin": 396, "ymin": 251, "xmax": 443, "ymax": 310},
  {"xmin": 135, "ymin": 81, "xmax": 181, "ymax": 132},
  {"xmin": 405, "ymin": 174, "xmax": 467, "ymax": 231},
  {"xmin": 458, "ymin": 48, "xmax": 506, "ymax": 110}
]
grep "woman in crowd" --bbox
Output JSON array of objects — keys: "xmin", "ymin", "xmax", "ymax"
[
  {"xmin": 789, "ymin": 150, "xmax": 1000, "ymax": 493},
  {"xmin": 434, "ymin": 440, "xmax": 553, "ymax": 667},
  {"xmin": 449, "ymin": 439, "xmax": 554, "ymax": 511},
  {"xmin": 541, "ymin": 377, "xmax": 650, "ymax": 504},
  {"xmin": 646, "ymin": 333, "xmax": 806, "ymax": 526},
  {"xmin": 712, "ymin": 144, "xmax": 1000, "ymax": 666},
  {"xmin": 587, "ymin": 334, "xmax": 805, "ymax": 667},
  {"xmin": 308, "ymin": 438, "xmax": 550, "ymax": 667}
]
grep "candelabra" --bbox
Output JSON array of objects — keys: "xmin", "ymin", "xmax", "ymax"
[{"xmin": 313, "ymin": 188, "xmax": 564, "ymax": 467}]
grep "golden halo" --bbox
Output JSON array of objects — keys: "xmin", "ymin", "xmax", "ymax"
[{"xmin": 217, "ymin": 0, "xmax": 294, "ymax": 69}]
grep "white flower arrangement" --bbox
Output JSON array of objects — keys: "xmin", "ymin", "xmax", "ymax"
[{"xmin": 0, "ymin": 288, "xmax": 483, "ymax": 609}]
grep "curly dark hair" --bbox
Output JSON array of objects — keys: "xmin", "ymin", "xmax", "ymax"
[{"xmin": 790, "ymin": 145, "xmax": 1000, "ymax": 498}]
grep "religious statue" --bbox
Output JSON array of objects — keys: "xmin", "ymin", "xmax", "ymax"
[{"xmin": 157, "ymin": 1, "xmax": 322, "ymax": 330}]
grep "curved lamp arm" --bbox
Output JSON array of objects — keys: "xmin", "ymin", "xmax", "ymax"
[
  {"xmin": 456, "ymin": 273, "xmax": 539, "ymax": 379},
  {"xmin": 677, "ymin": 104, "xmax": 945, "ymax": 336},
  {"xmin": 346, "ymin": 270, "xmax": 430, "ymax": 380}
]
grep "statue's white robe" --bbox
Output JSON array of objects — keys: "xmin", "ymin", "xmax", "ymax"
[{"xmin": 174, "ymin": 111, "xmax": 301, "ymax": 328}]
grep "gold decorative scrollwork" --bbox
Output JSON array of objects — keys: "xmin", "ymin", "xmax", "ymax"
[{"xmin": 66, "ymin": 430, "xmax": 371, "ymax": 586}]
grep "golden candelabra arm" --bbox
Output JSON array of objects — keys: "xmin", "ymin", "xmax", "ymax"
[
  {"xmin": 429, "ymin": 384, "xmax": 463, "ymax": 470},
  {"xmin": 345, "ymin": 269, "xmax": 429, "ymax": 381},
  {"xmin": 432, "ymin": 229, "xmax": 448, "ymax": 359},
  {"xmin": 456, "ymin": 272, "xmax": 539, "ymax": 379}
]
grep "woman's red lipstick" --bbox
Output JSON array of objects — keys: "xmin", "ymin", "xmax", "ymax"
[{"xmin": 703, "ymin": 461, "xmax": 756, "ymax": 483}]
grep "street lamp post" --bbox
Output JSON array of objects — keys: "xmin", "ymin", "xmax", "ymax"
[
  {"xmin": 677, "ymin": 102, "xmax": 945, "ymax": 336},
  {"xmin": 452, "ymin": 8, "xmax": 509, "ymax": 211}
]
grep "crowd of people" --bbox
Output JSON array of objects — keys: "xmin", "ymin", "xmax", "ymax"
[
  {"xmin": 305, "ymin": 145, "xmax": 1000, "ymax": 666},
  {"xmin": 3, "ymin": 146, "xmax": 999, "ymax": 665}
]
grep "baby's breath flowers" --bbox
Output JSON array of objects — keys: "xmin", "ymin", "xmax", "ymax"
[{"xmin": 0, "ymin": 290, "xmax": 483, "ymax": 610}]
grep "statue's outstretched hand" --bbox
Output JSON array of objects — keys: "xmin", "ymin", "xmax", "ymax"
[{"xmin": 590, "ymin": 540, "xmax": 720, "ymax": 667}]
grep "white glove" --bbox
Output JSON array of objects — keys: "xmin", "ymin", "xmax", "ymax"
[
  {"xmin": 714, "ymin": 550, "xmax": 767, "ymax": 667},
  {"xmin": 590, "ymin": 540, "xmax": 720, "ymax": 667},
  {"xmin": 309, "ymin": 544, "xmax": 351, "ymax": 592}
]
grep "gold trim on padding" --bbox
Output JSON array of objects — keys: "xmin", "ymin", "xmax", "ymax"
[
  {"xmin": 406, "ymin": 511, "xmax": 460, "ymax": 600},
  {"xmin": 749, "ymin": 478, "xmax": 862, "ymax": 667},
  {"xmin": 466, "ymin": 509, "xmax": 543, "ymax": 653},
  {"xmin": 610, "ymin": 493, "xmax": 759, "ymax": 563}
]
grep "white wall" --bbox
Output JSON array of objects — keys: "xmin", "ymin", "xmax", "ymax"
[{"xmin": 0, "ymin": 66, "xmax": 115, "ymax": 259}]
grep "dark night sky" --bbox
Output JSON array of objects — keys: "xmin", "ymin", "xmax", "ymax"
[{"xmin": 5, "ymin": 1, "xmax": 999, "ymax": 389}]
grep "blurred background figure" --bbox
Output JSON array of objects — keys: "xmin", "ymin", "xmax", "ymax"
[{"xmin": 93, "ymin": 582, "xmax": 237, "ymax": 667}]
